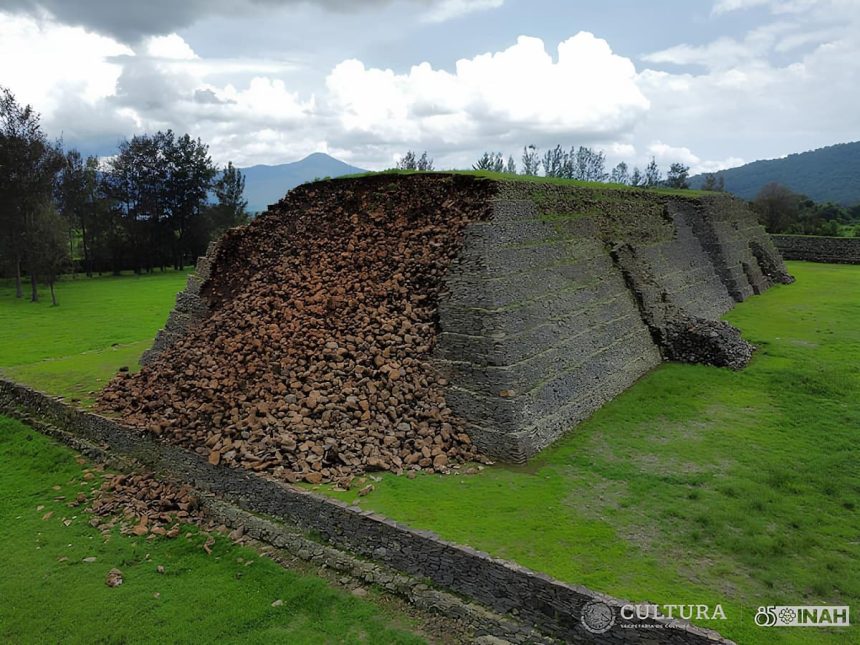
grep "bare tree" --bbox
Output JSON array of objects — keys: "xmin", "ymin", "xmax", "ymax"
[
  {"xmin": 207, "ymin": 162, "xmax": 249, "ymax": 237},
  {"xmin": 417, "ymin": 151, "xmax": 434, "ymax": 171},
  {"xmin": 573, "ymin": 147, "xmax": 607, "ymax": 182}
]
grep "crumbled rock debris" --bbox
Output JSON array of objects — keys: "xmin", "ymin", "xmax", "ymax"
[
  {"xmin": 86, "ymin": 472, "xmax": 204, "ymax": 537},
  {"xmin": 99, "ymin": 176, "xmax": 495, "ymax": 485},
  {"xmin": 661, "ymin": 317, "xmax": 755, "ymax": 370}
]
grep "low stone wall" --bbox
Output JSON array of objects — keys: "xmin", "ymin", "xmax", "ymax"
[
  {"xmin": 771, "ymin": 234, "xmax": 860, "ymax": 264},
  {"xmin": 9, "ymin": 406, "xmax": 544, "ymax": 643},
  {"xmin": 0, "ymin": 379, "xmax": 733, "ymax": 645}
]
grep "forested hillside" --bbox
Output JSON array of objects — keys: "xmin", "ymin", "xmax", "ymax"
[{"xmin": 691, "ymin": 142, "xmax": 860, "ymax": 205}]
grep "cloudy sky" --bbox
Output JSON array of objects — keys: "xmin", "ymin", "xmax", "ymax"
[{"xmin": 1, "ymin": 0, "xmax": 858, "ymax": 172}]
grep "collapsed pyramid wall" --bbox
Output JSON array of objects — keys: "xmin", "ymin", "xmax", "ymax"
[
  {"xmin": 102, "ymin": 175, "xmax": 497, "ymax": 485},
  {"xmin": 128, "ymin": 175, "xmax": 791, "ymax": 468}
]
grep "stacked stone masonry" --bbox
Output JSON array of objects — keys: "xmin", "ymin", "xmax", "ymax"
[
  {"xmin": 434, "ymin": 182, "xmax": 792, "ymax": 461},
  {"xmin": 771, "ymin": 234, "xmax": 860, "ymax": 264},
  {"xmin": 140, "ymin": 240, "xmax": 219, "ymax": 366},
  {"xmin": 142, "ymin": 175, "xmax": 792, "ymax": 464}
]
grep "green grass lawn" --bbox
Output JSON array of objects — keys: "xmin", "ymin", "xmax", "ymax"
[
  {"xmin": 0, "ymin": 415, "xmax": 426, "ymax": 644},
  {"xmin": 1, "ymin": 263, "xmax": 857, "ymax": 644},
  {"xmin": 0, "ymin": 272, "xmax": 189, "ymax": 406}
]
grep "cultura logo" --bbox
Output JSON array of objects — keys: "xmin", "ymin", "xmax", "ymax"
[
  {"xmin": 755, "ymin": 606, "xmax": 850, "ymax": 628},
  {"xmin": 581, "ymin": 601, "xmax": 615, "ymax": 634},
  {"xmin": 581, "ymin": 600, "xmax": 728, "ymax": 634},
  {"xmin": 620, "ymin": 604, "xmax": 726, "ymax": 622}
]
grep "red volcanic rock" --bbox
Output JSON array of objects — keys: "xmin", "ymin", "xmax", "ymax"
[{"xmin": 98, "ymin": 175, "xmax": 495, "ymax": 486}]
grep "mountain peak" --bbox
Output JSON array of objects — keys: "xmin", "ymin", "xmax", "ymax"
[{"xmin": 240, "ymin": 153, "xmax": 367, "ymax": 212}]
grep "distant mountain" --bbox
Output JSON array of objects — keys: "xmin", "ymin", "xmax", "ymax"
[
  {"xmin": 241, "ymin": 152, "xmax": 366, "ymax": 213},
  {"xmin": 690, "ymin": 142, "xmax": 860, "ymax": 205}
]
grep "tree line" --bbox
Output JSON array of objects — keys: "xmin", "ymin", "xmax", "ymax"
[
  {"xmin": 753, "ymin": 182, "xmax": 860, "ymax": 237},
  {"xmin": 490, "ymin": 144, "xmax": 695, "ymax": 189},
  {"xmin": 0, "ymin": 87, "xmax": 249, "ymax": 304},
  {"xmin": 397, "ymin": 145, "xmax": 697, "ymax": 190}
]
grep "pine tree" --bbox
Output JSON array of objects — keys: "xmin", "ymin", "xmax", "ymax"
[
  {"xmin": 521, "ymin": 145, "xmax": 540, "ymax": 176},
  {"xmin": 666, "ymin": 162, "xmax": 690, "ymax": 189},
  {"xmin": 610, "ymin": 162, "xmax": 630, "ymax": 185},
  {"xmin": 644, "ymin": 157, "xmax": 662, "ymax": 187}
]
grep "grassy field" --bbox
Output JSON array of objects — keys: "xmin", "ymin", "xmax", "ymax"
[
  {"xmin": 0, "ymin": 415, "xmax": 427, "ymax": 644},
  {"xmin": 1, "ymin": 263, "xmax": 857, "ymax": 643},
  {"xmin": 0, "ymin": 271, "xmax": 189, "ymax": 406}
]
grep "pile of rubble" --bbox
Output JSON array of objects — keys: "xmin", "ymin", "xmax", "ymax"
[
  {"xmin": 87, "ymin": 472, "xmax": 203, "ymax": 537},
  {"xmin": 99, "ymin": 175, "xmax": 495, "ymax": 487}
]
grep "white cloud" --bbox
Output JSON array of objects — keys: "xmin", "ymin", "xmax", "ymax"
[
  {"xmin": 605, "ymin": 142, "xmax": 637, "ymax": 159},
  {"xmin": 326, "ymin": 32, "xmax": 649, "ymax": 154},
  {"xmin": 642, "ymin": 18, "xmax": 843, "ymax": 71},
  {"xmin": 422, "ymin": 0, "xmax": 505, "ymax": 23},
  {"xmin": 644, "ymin": 37, "xmax": 741, "ymax": 68},
  {"xmin": 3, "ymin": 0, "xmax": 508, "ymax": 43},
  {"xmin": 217, "ymin": 78, "xmax": 316, "ymax": 124},
  {"xmin": 637, "ymin": 1, "xmax": 860, "ymax": 171},
  {"xmin": 145, "ymin": 34, "xmax": 198, "ymax": 60},
  {"xmin": 713, "ymin": 0, "xmax": 774, "ymax": 13},
  {"xmin": 646, "ymin": 141, "xmax": 744, "ymax": 174},
  {"xmin": 696, "ymin": 157, "xmax": 746, "ymax": 173},
  {"xmin": 0, "ymin": 12, "xmax": 131, "ymax": 113},
  {"xmin": 648, "ymin": 141, "xmax": 700, "ymax": 165},
  {"xmin": 3, "ymin": 3, "xmax": 859, "ymax": 176},
  {"xmin": 712, "ymin": 0, "xmax": 822, "ymax": 14}
]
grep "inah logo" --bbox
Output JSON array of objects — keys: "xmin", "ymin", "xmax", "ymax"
[
  {"xmin": 755, "ymin": 606, "xmax": 850, "ymax": 627},
  {"xmin": 581, "ymin": 601, "xmax": 615, "ymax": 634}
]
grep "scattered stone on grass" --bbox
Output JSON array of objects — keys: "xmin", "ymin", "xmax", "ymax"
[
  {"xmin": 85, "ymin": 472, "xmax": 204, "ymax": 537},
  {"xmin": 105, "ymin": 568, "xmax": 123, "ymax": 587}
]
